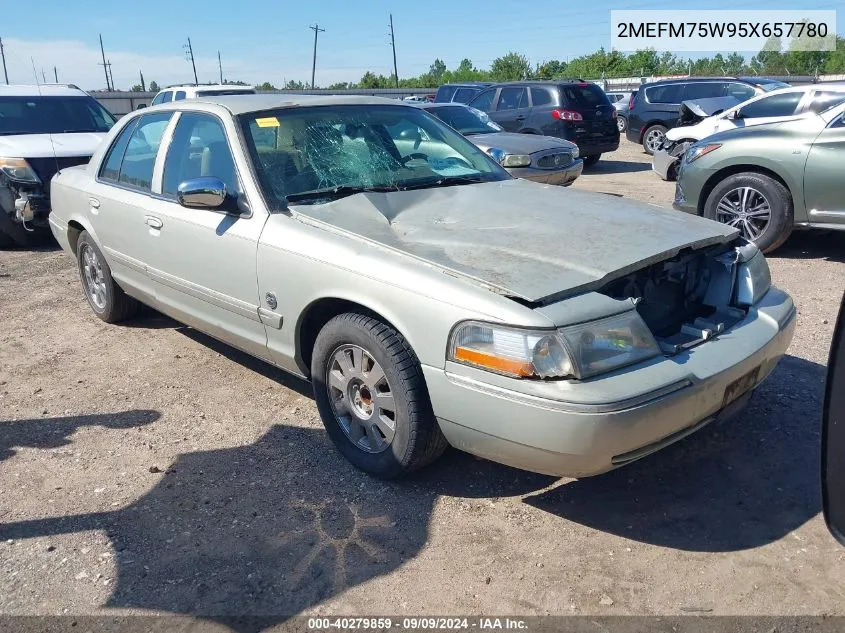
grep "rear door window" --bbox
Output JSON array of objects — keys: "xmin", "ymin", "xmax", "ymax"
[
  {"xmin": 99, "ymin": 119, "xmax": 139, "ymax": 182},
  {"xmin": 174, "ymin": 91, "xmax": 186, "ymax": 101},
  {"xmin": 116, "ymin": 112, "xmax": 172, "ymax": 191},
  {"xmin": 496, "ymin": 87, "xmax": 528, "ymax": 111},
  {"xmin": 682, "ymin": 82, "xmax": 725, "ymax": 100},
  {"xmin": 530, "ymin": 87, "xmax": 555, "ymax": 107},
  {"xmin": 468, "ymin": 89, "xmax": 496, "ymax": 112},
  {"xmin": 646, "ymin": 83, "xmax": 683, "ymax": 104},
  {"xmin": 739, "ymin": 91, "xmax": 804, "ymax": 118}
]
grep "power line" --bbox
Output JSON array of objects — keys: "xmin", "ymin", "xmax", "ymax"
[
  {"xmin": 388, "ymin": 14, "xmax": 398, "ymax": 88},
  {"xmin": 184, "ymin": 37, "xmax": 198, "ymax": 84},
  {"xmin": 98, "ymin": 34, "xmax": 111, "ymax": 90},
  {"xmin": 0, "ymin": 38, "xmax": 8, "ymax": 84},
  {"xmin": 309, "ymin": 23, "xmax": 325, "ymax": 89}
]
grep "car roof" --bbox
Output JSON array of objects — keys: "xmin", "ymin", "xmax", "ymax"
[
  {"xmin": 645, "ymin": 76, "xmax": 748, "ymax": 86},
  {"xmin": 157, "ymin": 84, "xmax": 255, "ymax": 94},
  {"xmin": 0, "ymin": 84, "xmax": 87, "ymax": 96},
  {"xmin": 147, "ymin": 93, "xmax": 408, "ymax": 115},
  {"xmin": 489, "ymin": 80, "xmax": 592, "ymax": 87},
  {"xmin": 439, "ymin": 82, "xmax": 492, "ymax": 87}
]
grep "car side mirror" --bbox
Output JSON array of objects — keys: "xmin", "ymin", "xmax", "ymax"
[
  {"xmin": 823, "ymin": 291, "xmax": 845, "ymax": 545},
  {"xmin": 177, "ymin": 177, "xmax": 227, "ymax": 209},
  {"xmin": 729, "ymin": 109, "xmax": 742, "ymax": 120},
  {"xmin": 136, "ymin": 104, "xmax": 147, "ymax": 110}
]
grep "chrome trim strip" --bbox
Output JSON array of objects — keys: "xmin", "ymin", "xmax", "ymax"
[
  {"xmin": 145, "ymin": 266, "xmax": 261, "ymax": 322},
  {"xmin": 103, "ymin": 247, "xmax": 147, "ymax": 273},
  {"xmin": 258, "ymin": 308, "xmax": 283, "ymax": 329}
]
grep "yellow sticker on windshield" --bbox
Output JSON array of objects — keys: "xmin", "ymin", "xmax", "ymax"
[{"xmin": 255, "ymin": 117, "xmax": 280, "ymax": 128}]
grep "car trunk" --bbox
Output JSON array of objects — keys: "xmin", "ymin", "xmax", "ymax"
[{"xmin": 559, "ymin": 84, "xmax": 618, "ymax": 137}]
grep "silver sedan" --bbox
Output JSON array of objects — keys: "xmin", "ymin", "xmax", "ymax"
[
  {"xmin": 417, "ymin": 103, "xmax": 583, "ymax": 186},
  {"xmin": 49, "ymin": 95, "xmax": 794, "ymax": 479}
]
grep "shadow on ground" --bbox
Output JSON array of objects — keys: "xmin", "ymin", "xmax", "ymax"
[
  {"xmin": 525, "ymin": 354, "xmax": 824, "ymax": 551},
  {"xmin": 0, "ymin": 424, "xmax": 549, "ymax": 631},
  {"xmin": 583, "ymin": 159, "xmax": 652, "ymax": 175},
  {"xmin": 771, "ymin": 231, "xmax": 845, "ymax": 263},
  {"xmin": 0, "ymin": 410, "xmax": 160, "ymax": 462}
]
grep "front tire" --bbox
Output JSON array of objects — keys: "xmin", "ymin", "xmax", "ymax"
[
  {"xmin": 642, "ymin": 124, "xmax": 667, "ymax": 155},
  {"xmin": 703, "ymin": 172, "xmax": 793, "ymax": 253},
  {"xmin": 311, "ymin": 313, "xmax": 448, "ymax": 478},
  {"xmin": 76, "ymin": 231, "xmax": 139, "ymax": 323},
  {"xmin": 616, "ymin": 115, "xmax": 627, "ymax": 132}
]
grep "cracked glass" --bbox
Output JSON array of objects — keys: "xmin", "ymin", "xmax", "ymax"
[{"xmin": 240, "ymin": 104, "xmax": 508, "ymax": 205}]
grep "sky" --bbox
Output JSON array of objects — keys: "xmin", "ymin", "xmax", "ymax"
[{"xmin": 0, "ymin": 0, "xmax": 841, "ymax": 90}]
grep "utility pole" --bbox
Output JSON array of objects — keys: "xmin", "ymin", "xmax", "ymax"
[
  {"xmin": 309, "ymin": 24, "xmax": 325, "ymax": 89},
  {"xmin": 217, "ymin": 50, "xmax": 223, "ymax": 84},
  {"xmin": 388, "ymin": 14, "xmax": 398, "ymax": 88},
  {"xmin": 0, "ymin": 37, "xmax": 9, "ymax": 85},
  {"xmin": 139, "ymin": 69, "xmax": 146, "ymax": 91},
  {"xmin": 30, "ymin": 57, "xmax": 38, "ymax": 85},
  {"xmin": 107, "ymin": 60, "xmax": 115, "ymax": 91},
  {"xmin": 184, "ymin": 37, "xmax": 198, "ymax": 84},
  {"xmin": 99, "ymin": 34, "xmax": 111, "ymax": 90},
  {"xmin": 53, "ymin": 66, "xmax": 58, "ymax": 83},
  {"xmin": 41, "ymin": 68, "xmax": 46, "ymax": 83}
]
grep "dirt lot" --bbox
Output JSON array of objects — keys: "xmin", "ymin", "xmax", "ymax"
[{"xmin": 1, "ymin": 140, "xmax": 844, "ymax": 625}]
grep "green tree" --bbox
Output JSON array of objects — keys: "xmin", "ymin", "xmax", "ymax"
[
  {"xmin": 823, "ymin": 36, "xmax": 845, "ymax": 73},
  {"xmin": 284, "ymin": 80, "xmax": 306, "ymax": 89},
  {"xmin": 130, "ymin": 84, "xmax": 144, "ymax": 92},
  {"xmin": 428, "ymin": 58, "xmax": 447, "ymax": 84},
  {"xmin": 535, "ymin": 59, "xmax": 566, "ymax": 79},
  {"xmin": 490, "ymin": 52, "xmax": 531, "ymax": 81},
  {"xmin": 256, "ymin": 81, "xmax": 277, "ymax": 91},
  {"xmin": 327, "ymin": 81, "xmax": 352, "ymax": 90},
  {"xmin": 148, "ymin": 80, "xmax": 159, "ymax": 92}
]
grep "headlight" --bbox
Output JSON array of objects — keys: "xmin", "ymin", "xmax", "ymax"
[
  {"xmin": 501, "ymin": 154, "xmax": 531, "ymax": 168},
  {"xmin": 571, "ymin": 146, "xmax": 579, "ymax": 159},
  {"xmin": 449, "ymin": 322, "xmax": 573, "ymax": 379},
  {"xmin": 683, "ymin": 143, "xmax": 721, "ymax": 165},
  {"xmin": 449, "ymin": 311, "xmax": 661, "ymax": 380},
  {"xmin": 735, "ymin": 246, "xmax": 771, "ymax": 306},
  {"xmin": 0, "ymin": 157, "xmax": 41, "ymax": 184},
  {"xmin": 557, "ymin": 311, "xmax": 661, "ymax": 378}
]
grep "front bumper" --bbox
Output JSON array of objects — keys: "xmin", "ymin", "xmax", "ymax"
[
  {"xmin": 508, "ymin": 159, "xmax": 584, "ymax": 186},
  {"xmin": 423, "ymin": 287, "xmax": 796, "ymax": 477},
  {"xmin": 652, "ymin": 148, "xmax": 679, "ymax": 181}
]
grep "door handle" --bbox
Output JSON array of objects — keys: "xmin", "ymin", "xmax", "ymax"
[
  {"xmin": 88, "ymin": 197, "xmax": 100, "ymax": 208},
  {"xmin": 515, "ymin": 115, "xmax": 526, "ymax": 121},
  {"xmin": 145, "ymin": 215, "xmax": 163, "ymax": 230}
]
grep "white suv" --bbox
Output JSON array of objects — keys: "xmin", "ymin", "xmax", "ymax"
[
  {"xmin": 0, "ymin": 84, "xmax": 116, "ymax": 247},
  {"xmin": 150, "ymin": 84, "xmax": 256, "ymax": 105}
]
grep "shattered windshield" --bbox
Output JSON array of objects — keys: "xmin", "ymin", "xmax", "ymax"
[{"xmin": 239, "ymin": 104, "xmax": 508, "ymax": 205}]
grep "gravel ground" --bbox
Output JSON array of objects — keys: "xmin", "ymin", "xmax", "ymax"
[{"xmin": 1, "ymin": 140, "xmax": 844, "ymax": 626}]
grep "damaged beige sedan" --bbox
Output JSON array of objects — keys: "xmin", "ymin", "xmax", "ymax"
[{"xmin": 49, "ymin": 95, "xmax": 795, "ymax": 478}]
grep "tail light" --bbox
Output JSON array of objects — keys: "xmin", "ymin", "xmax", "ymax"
[
  {"xmin": 628, "ymin": 92, "xmax": 637, "ymax": 110},
  {"xmin": 552, "ymin": 109, "xmax": 583, "ymax": 122}
]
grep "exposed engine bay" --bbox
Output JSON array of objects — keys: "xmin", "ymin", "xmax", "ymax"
[{"xmin": 599, "ymin": 240, "xmax": 751, "ymax": 354}]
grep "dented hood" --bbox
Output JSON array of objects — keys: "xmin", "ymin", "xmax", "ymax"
[{"xmin": 290, "ymin": 179, "xmax": 737, "ymax": 303}]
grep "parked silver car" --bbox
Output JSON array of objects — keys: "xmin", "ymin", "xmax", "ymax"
[
  {"xmin": 607, "ymin": 91, "xmax": 634, "ymax": 132},
  {"xmin": 418, "ymin": 103, "xmax": 582, "ymax": 186},
  {"xmin": 49, "ymin": 95, "xmax": 795, "ymax": 479}
]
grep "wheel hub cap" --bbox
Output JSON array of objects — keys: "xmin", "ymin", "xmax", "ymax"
[
  {"xmin": 81, "ymin": 245, "xmax": 107, "ymax": 311},
  {"xmin": 327, "ymin": 344, "xmax": 396, "ymax": 454}
]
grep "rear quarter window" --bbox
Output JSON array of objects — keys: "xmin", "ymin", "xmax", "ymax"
[
  {"xmin": 682, "ymin": 82, "xmax": 725, "ymax": 100},
  {"xmin": 646, "ymin": 83, "xmax": 683, "ymax": 104},
  {"xmin": 435, "ymin": 85, "xmax": 458, "ymax": 102},
  {"xmin": 531, "ymin": 87, "xmax": 555, "ymax": 107},
  {"xmin": 452, "ymin": 87, "xmax": 479, "ymax": 104}
]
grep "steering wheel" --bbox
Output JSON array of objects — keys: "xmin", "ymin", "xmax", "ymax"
[
  {"xmin": 404, "ymin": 152, "xmax": 429, "ymax": 162},
  {"xmin": 440, "ymin": 156, "xmax": 473, "ymax": 169}
]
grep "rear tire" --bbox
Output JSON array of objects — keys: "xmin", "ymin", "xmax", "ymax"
[
  {"xmin": 76, "ymin": 231, "xmax": 139, "ymax": 323},
  {"xmin": 0, "ymin": 229, "xmax": 15, "ymax": 248},
  {"xmin": 703, "ymin": 172, "xmax": 793, "ymax": 253},
  {"xmin": 583, "ymin": 154, "xmax": 601, "ymax": 167},
  {"xmin": 642, "ymin": 124, "xmax": 667, "ymax": 155},
  {"xmin": 616, "ymin": 115, "xmax": 627, "ymax": 132},
  {"xmin": 311, "ymin": 312, "xmax": 448, "ymax": 479}
]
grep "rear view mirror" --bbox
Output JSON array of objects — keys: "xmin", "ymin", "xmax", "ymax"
[
  {"xmin": 177, "ymin": 177, "xmax": 227, "ymax": 209},
  {"xmin": 823, "ymin": 291, "xmax": 845, "ymax": 545}
]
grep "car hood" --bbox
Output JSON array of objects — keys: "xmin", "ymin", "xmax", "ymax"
[
  {"xmin": 466, "ymin": 132, "xmax": 576, "ymax": 155},
  {"xmin": 0, "ymin": 132, "xmax": 106, "ymax": 158},
  {"xmin": 291, "ymin": 179, "xmax": 737, "ymax": 303}
]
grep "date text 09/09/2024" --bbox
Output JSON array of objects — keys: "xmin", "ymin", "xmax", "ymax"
[{"xmin": 307, "ymin": 617, "xmax": 529, "ymax": 630}]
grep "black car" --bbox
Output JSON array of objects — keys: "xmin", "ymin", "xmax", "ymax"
[
  {"xmin": 625, "ymin": 76, "xmax": 789, "ymax": 154},
  {"xmin": 467, "ymin": 81, "xmax": 619, "ymax": 166},
  {"xmin": 434, "ymin": 83, "xmax": 494, "ymax": 104}
]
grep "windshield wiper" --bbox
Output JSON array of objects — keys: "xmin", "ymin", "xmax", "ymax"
[
  {"xmin": 399, "ymin": 174, "xmax": 490, "ymax": 191},
  {"xmin": 285, "ymin": 184, "xmax": 399, "ymax": 204}
]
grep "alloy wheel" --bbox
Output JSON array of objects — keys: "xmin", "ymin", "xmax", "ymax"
[
  {"xmin": 80, "ymin": 244, "xmax": 107, "ymax": 311},
  {"xmin": 644, "ymin": 128, "xmax": 665, "ymax": 153},
  {"xmin": 326, "ymin": 344, "xmax": 397, "ymax": 454},
  {"xmin": 716, "ymin": 186, "xmax": 772, "ymax": 242}
]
